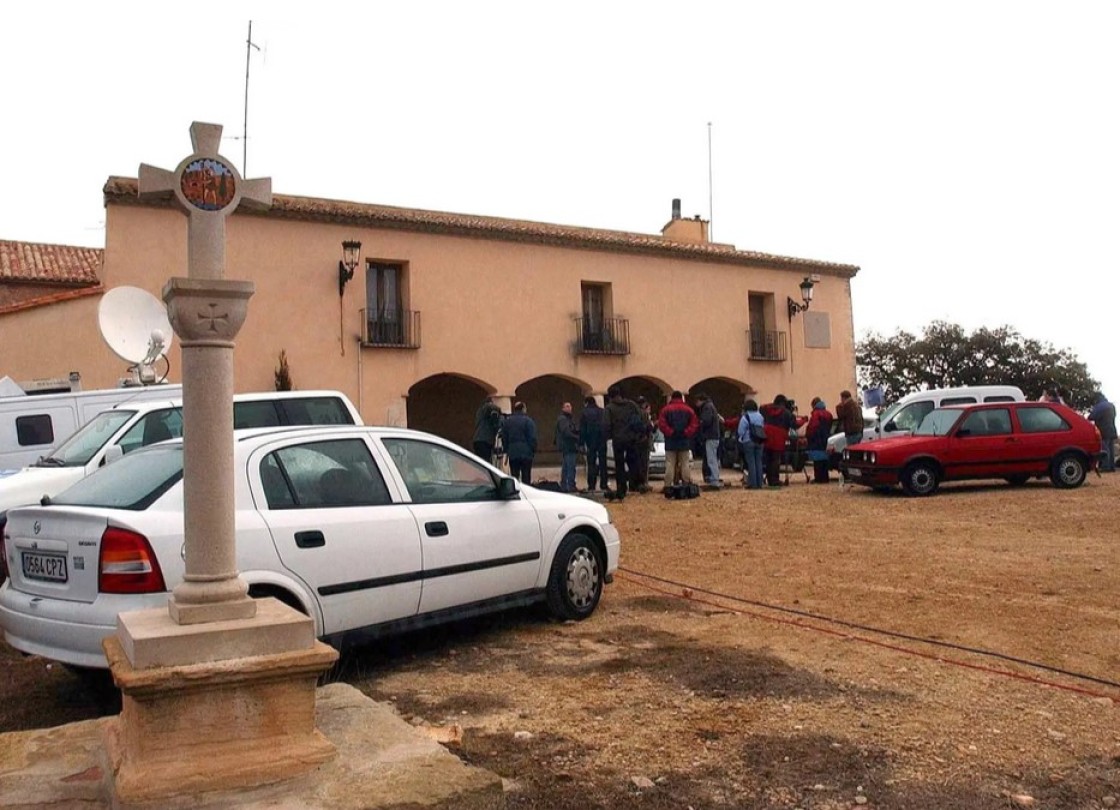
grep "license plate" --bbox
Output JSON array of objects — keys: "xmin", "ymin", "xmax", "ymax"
[
  {"xmin": 846, "ymin": 468, "xmax": 862, "ymax": 478},
  {"xmin": 21, "ymin": 552, "xmax": 68, "ymax": 583}
]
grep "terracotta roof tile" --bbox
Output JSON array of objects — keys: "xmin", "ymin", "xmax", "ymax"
[
  {"xmin": 0, "ymin": 282, "xmax": 104, "ymax": 316},
  {"xmin": 0, "ymin": 239, "xmax": 103, "ymax": 285},
  {"xmin": 104, "ymin": 177, "xmax": 859, "ymax": 277}
]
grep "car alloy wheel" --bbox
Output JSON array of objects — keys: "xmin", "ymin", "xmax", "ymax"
[
  {"xmin": 1050, "ymin": 452, "xmax": 1087, "ymax": 489},
  {"xmin": 546, "ymin": 532, "xmax": 603, "ymax": 621},
  {"xmin": 901, "ymin": 461, "xmax": 939, "ymax": 497}
]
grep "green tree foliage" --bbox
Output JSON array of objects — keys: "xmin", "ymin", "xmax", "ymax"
[{"xmin": 857, "ymin": 321, "xmax": 1099, "ymax": 409}]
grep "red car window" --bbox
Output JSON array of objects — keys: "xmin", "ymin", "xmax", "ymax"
[
  {"xmin": 959, "ymin": 409, "xmax": 1012, "ymax": 436},
  {"xmin": 1016, "ymin": 407, "xmax": 1070, "ymax": 433}
]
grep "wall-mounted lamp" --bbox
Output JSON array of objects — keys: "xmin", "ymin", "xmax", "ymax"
[
  {"xmin": 786, "ymin": 276, "xmax": 815, "ymax": 319},
  {"xmin": 339, "ymin": 240, "xmax": 362, "ymax": 296}
]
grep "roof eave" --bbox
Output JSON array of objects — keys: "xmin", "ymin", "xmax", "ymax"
[{"xmin": 103, "ymin": 176, "xmax": 860, "ymax": 278}]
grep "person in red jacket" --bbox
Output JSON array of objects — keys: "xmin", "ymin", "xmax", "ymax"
[
  {"xmin": 805, "ymin": 397, "xmax": 835, "ymax": 483},
  {"xmin": 657, "ymin": 390, "xmax": 700, "ymax": 487},
  {"xmin": 759, "ymin": 394, "xmax": 796, "ymax": 487}
]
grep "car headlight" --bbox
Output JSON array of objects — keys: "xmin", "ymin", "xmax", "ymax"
[
  {"xmin": 842, "ymin": 449, "xmax": 850, "ymax": 460},
  {"xmin": 867, "ymin": 452, "xmax": 876, "ymax": 465}
]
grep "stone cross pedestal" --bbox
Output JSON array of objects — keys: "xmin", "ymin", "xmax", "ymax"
[{"xmin": 102, "ymin": 122, "xmax": 338, "ymax": 805}]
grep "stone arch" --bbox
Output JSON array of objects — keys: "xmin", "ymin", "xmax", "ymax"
[
  {"xmin": 608, "ymin": 375, "xmax": 673, "ymax": 414},
  {"xmin": 688, "ymin": 376, "xmax": 754, "ymax": 420},
  {"xmin": 513, "ymin": 374, "xmax": 591, "ymax": 462},
  {"xmin": 407, "ymin": 373, "xmax": 496, "ymax": 449}
]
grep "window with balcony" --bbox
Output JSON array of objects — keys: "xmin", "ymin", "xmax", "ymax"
[
  {"xmin": 747, "ymin": 292, "xmax": 786, "ymax": 361},
  {"xmin": 575, "ymin": 282, "xmax": 629, "ymax": 355},
  {"xmin": 363, "ymin": 262, "xmax": 419, "ymax": 348}
]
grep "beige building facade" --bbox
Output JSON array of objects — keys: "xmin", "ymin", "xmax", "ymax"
[{"xmin": 1, "ymin": 180, "xmax": 859, "ymax": 448}]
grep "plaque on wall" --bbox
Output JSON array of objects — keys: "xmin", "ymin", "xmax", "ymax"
[{"xmin": 804, "ymin": 311, "xmax": 832, "ymax": 348}]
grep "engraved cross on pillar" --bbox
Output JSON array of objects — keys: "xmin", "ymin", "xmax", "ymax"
[{"xmin": 139, "ymin": 122, "xmax": 272, "ymax": 624}]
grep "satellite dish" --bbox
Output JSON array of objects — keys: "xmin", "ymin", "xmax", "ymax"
[{"xmin": 98, "ymin": 287, "xmax": 174, "ymax": 385}]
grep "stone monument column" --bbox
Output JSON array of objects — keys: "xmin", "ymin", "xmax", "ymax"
[
  {"xmin": 164, "ymin": 277, "xmax": 254, "ymax": 620},
  {"xmin": 103, "ymin": 122, "xmax": 338, "ymax": 804},
  {"xmin": 138, "ymin": 122, "xmax": 269, "ymax": 623}
]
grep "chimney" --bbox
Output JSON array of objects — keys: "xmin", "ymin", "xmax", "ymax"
[{"xmin": 661, "ymin": 198, "xmax": 709, "ymax": 244}]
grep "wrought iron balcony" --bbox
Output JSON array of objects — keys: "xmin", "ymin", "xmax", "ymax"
[
  {"xmin": 747, "ymin": 328, "xmax": 787, "ymax": 362},
  {"xmin": 361, "ymin": 309, "xmax": 420, "ymax": 348},
  {"xmin": 574, "ymin": 317, "xmax": 630, "ymax": 356}
]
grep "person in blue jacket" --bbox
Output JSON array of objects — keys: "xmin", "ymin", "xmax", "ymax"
[
  {"xmin": 1089, "ymin": 392, "xmax": 1117, "ymax": 472},
  {"xmin": 736, "ymin": 399, "xmax": 766, "ymax": 489}
]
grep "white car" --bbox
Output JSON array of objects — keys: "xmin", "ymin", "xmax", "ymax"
[
  {"xmin": 0, "ymin": 426, "xmax": 620, "ymax": 669},
  {"xmin": 606, "ymin": 429, "xmax": 670, "ymax": 478},
  {"xmin": 0, "ymin": 390, "xmax": 362, "ymax": 517}
]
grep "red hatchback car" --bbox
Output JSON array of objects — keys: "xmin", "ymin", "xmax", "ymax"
[{"xmin": 839, "ymin": 402, "xmax": 1101, "ymax": 496}]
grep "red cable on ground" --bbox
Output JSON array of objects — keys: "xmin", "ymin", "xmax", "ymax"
[{"xmin": 616, "ymin": 571, "xmax": 1118, "ymax": 702}]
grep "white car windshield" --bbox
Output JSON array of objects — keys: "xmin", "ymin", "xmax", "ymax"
[
  {"xmin": 877, "ymin": 402, "xmax": 901, "ymax": 428},
  {"xmin": 49, "ymin": 444, "xmax": 183, "ymax": 509},
  {"xmin": 914, "ymin": 409, "xmax": 963, "ymax": 437},
  {"xmin": 35, "ymin": 409, "xmax": 137, "ymax": 467}
]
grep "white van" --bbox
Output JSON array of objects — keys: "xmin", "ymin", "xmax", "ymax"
[
  {"xmin": 0, "ymin": 390, "xmax": 361, "ymax": 517},
  {"xmin": 827, "ymin": 385, "xmax": 1026, "ymax": 460},
  {"xmin": 0, "ymin": 385, "xmax": 183, "ymax": 470}
]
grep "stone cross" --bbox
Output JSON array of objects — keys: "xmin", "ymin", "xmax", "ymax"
[
  {"xmin": 138, "ymin": 122, "xmax": 272, "ymax": 625},
  {"xmin": 139, "ymin": 122, "xmax": 271, "ymax": 279}
]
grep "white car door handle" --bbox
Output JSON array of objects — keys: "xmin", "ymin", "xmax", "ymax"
[{"xmin": 295, "ymin": 530, "xmax": 326, "ymax": 549}]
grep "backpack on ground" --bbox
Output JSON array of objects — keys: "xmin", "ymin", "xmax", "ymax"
[{"xmin": 663, "ymin": 482, "xmax": 701, "ymax": 500}]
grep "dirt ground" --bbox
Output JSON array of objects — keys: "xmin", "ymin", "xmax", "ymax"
[{"xmin": 2, "ymin": 471, "xmax": 1118, "ymax": 809}]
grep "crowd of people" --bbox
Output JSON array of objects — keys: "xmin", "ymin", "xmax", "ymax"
[
  {"xmin": 470, "ymin": 387, "xmax": 874, "ymax": 498},
  {"xmin": 473, "ymin": 386, "xmax": 661, "ymax": 499},
  {"xmin": 471, "ymin": 385, "xmax": 1119, "ymax": 495}
]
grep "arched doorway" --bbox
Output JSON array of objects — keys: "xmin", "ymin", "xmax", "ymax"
[
  {"xmin": 407, "ymin": 373, "xmax": 494, "ymax": 449},
  {"xmin": 687, "ymin": 377, "xmax": 754, "ymax": 421},
  {"xmin": 608, "ymin": 376, "xmax": 672, "ymax": 415},
  {"xmin": 514, "ymin": 374, "xmax": 589, "ymax": 463},
  {"xmin": 688, "ymin": 377, "xmax": 755, "ymax": 469}
]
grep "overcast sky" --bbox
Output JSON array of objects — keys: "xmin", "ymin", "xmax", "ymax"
[{"xmin": 3, "ymin": 2, "xmax": 1117, "ymax": 402}]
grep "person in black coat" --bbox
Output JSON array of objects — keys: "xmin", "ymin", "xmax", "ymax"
[
  {"xmin": 472, "ymin": 397, "xmax": 502, "ymax": 462},
  {"xmin": 500, "ymin": 402, "xmax": 537, "ymax": 485},
  {"xmin": 603, "ymin": 385, "xmax": 642, "ymax": 499},
  {"xmin": 579, "ymin": 396, "xmax": 609, "ymax": 492},
  {"xmin": 554, "ymin": 402, "xmax": 580, "ymax": 492}
]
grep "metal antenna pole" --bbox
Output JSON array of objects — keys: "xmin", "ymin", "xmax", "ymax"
[
  {"xmin": 243, "ymin": 21, "xmax": 261, "ymax": 174},
  {"xmin": 707, "ymin": 122, "xmax": 714, "ymax": 241}
]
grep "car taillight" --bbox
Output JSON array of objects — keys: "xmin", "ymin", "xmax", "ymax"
[
  {"xmin": 99, "ymin": 526, "xmax": 166, "ymax": 594},
  {"xmin": 0, "ymin": 516, "xmax": 8, "ymax": 580}
]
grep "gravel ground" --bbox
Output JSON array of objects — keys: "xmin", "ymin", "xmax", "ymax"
[{"xmin": 2, "ymin": 469, "xmax": 1118, "ymax": 809}]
